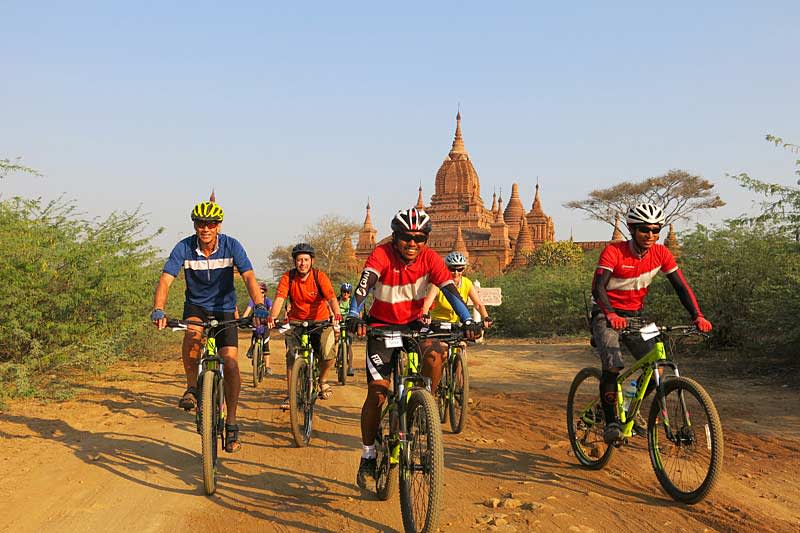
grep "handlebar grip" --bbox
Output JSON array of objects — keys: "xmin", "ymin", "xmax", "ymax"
[{"xmin": 166, "ymin": 318, "xmax": 182, "ymax": 328}]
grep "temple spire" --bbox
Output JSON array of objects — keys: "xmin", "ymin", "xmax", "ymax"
[
  {"xmin": 453, "ymin": 224, "xmax": 468, "ymax": 256},
  {"xmin": 448, "ymin": 110, "xmax": 468, "ymax": 157},
  {"xmin": 416, "ymin": 184, "xmax": 425, "ymax": 209},
  {"xmin": 209, "ymin": 189, "xmax": 216, "ymax": 203},
  {"xmin": 530, "ymin": 183, "xmax": 544, "ymax": 215},
  {"xmin": 362, "ymin": 200, "xmax": 374, "ymax": 230},
  {"xmin": 491, "ymin": 190, "xmax": 497, "ymax": 213},
  {"xmin": 612, "ymin": 213, "xmax": 624, "ymax": 241}
]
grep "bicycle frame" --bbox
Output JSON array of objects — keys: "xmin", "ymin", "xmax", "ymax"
[{"xmin": 580, "ymin": 330, "xmax": 684, "ymax": 441}]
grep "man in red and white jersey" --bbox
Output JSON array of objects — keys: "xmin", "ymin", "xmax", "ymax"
[
  {"xmin": 591, "ymin": 202, "xmax": 713, "ymax": 444},
  {"xmin": 346, "ymin": 207, "xmax": 482, "ymax": 488}
]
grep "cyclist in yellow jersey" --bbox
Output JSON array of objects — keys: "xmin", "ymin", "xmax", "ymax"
[{"xmin": 421, "ymin": 251, "xmax": 493, "ymax": 327}]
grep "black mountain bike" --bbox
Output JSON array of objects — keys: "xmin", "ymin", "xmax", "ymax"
[
  {"xmin": 167, "ymin": 316, "xmax": 252, "ymax": 495},
  {"xmin": 247, "ymin": 324, "xmax": 269, "ymax": 388}
]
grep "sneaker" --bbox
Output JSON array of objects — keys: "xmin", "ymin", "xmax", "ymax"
[
  {"xmin": 356, "ymin": 457, "xmax": 376, "ymax": 489},
  {"xmin": 347, "ymin": 369, "xmax": 355, "ymax": 377},
  {"xmin": 603, "ymin": 422, "xmax": 623, "ymax": 444},
  {"xmin": 245, "ymin": 346, "xmax": 254, "ymax": 360},
  {"xmin": 265, "ymin": 367, "xmax": 273, "ymax": 376}
]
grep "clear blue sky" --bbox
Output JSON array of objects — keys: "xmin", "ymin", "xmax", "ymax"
[{"xmin": 2, "ymin": 2, "xmax": 798, "ymax": 275}]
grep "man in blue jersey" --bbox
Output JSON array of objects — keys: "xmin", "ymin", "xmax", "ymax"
[{"xmin": 150, "ymin": 200, "xmax": 267, "ymax": 453}]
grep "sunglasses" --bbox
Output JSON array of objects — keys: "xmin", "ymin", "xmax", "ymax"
[
  {"xmin": 194, "ymin": 220, "xmax": 220, "ymax": 228},
  {"xmin": 396, "ymin": 233, "xmax": 428, "ymax": 243},
  {"xmin": 636, "ymin": 226, "xmax": 661, "ymax": 235},
  {"xmin": 449, "ymin": 267, "xmax": 465, "ymax": 273}
]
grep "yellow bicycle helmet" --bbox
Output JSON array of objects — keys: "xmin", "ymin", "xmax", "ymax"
[{"xmin": 191, "ymin": 201, "xmax": 224, "ymax": 222}]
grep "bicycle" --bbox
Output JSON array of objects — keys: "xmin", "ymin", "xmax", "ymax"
[
  {"xmin": 431, "ymin": 321, "xmax": 470, "ymax": 434},
  {"xmin": 166, "ymin": 316, "xmax": 252, "ymax": 495},
  {"xmin": 279, "ymin": 319, "xmax": 333, "ymax": 447},
  {"xmin": 365, "ymin": 324, "xmax": 452, "ymax": 533},
  {"xmin": 566, "ymin": 318, "xmax": 724, "ymax": 504},
  {"xmin": 247, "ymin": 324, "xmax": 270, "ymax": 388},
  {"xmin": 335, "ymin": 323, "xmax": 354, "ymax": 385}
]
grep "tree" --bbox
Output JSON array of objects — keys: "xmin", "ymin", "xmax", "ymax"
[
  {"xmin": 564, "ymin": 169, "xmax": 725, "ymax": 233},
  {"xmin": 1, "ymin": 157, "xmax": 42, "ymax": 179},
  {"xmin": 269, "ymin": 214, "xmax": 360, "ymax": 280},
  {"xmin": 729, "ymin": 134, "xmax": 800, "ymax": 240},
  {"xmin": 527, "ymin": 241, "xmax": 583, "ymax": 267}
]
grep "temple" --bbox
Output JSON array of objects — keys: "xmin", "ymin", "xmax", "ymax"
[{"xmin": 355, "ymin": 112, "xmax": 664, "ymax": 275}]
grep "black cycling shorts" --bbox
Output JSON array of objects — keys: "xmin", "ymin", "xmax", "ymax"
[{"xmin": 183, "ymin": 303, "xmax": 238, "ymax": 348}]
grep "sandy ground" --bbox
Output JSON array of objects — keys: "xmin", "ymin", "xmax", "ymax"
[{"xmin": 1, "ymin": 334, "xmax": 799, "ymax": 532}]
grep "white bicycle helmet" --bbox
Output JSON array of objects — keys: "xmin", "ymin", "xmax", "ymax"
[
  {"xmin": 626, "ymin": 203, "xmax": 666, "ymax": 225},
  {"xmin": 444, "ymin": 251, "xmax": 468, "ymax": 268}
]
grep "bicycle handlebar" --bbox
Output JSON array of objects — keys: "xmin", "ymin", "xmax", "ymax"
[{"xmin": 166, "ymin": 316, "xmax": 254, "ymax": 330}]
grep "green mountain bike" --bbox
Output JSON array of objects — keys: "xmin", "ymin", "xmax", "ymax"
[
  {"xmin": 280, "ymin": 319, "xmax": 332, "ymax": 447},
  {"xmin": 566, "ymin": 319, "xmax": 724, "ymax": 504},
  {"xmin": 336, "ymin": 324, "xmax": 354, "ymax": 385},
  {"xmin": 431, "ymin": 321, "xmax": 470, "ymax": 434},
  {"xmin": 367, "ymin": 325, "xmax": 448, "ymax": 533},
  {"xmin": 167, "ymin": 316, "xmax": 251, "ymax": 495}
]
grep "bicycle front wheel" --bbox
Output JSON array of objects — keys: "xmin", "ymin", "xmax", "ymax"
[
  {"xmin": 289, "ymin": 356, "xmax": 313, "ymax": 447},
  {"xmin": 252, "ymin": 339, "xmax": 263, "ymax": 388},
  {"xmin": 337, "ymin": 339, "xmax": 347, "ymax": 385},
  {"xmin": 566, "ymin": 367, "xmax": 614, "ymax": 469},
  {"xmin": 400, "ymin": 389, "xmax": 444, "ymax": 533},
  {"xmin": 200, "ymin": 370, "xmax": 220, "ymax": 495},
  {"xmin": 448, "ymin": 347, "xmax": 469, "ymax": 434},
  {"xmin": 647, "ymin": 376, "xmax": 723, "ymax": 504}
]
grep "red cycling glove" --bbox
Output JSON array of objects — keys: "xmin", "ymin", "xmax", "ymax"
[
  {"xmin": 605, "ymin": 312, "xmax": 628, "ymax": 330},
  {"xmin": 694, "ymin": 316, "xmax": 712, "ymax": 332}
]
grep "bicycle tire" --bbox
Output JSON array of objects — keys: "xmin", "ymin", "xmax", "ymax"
[
  {"xmin": 289, "ymin": 356, "xmax": 312, "ymax": 447},
  {"xmin": 400, "ymin": 389, "xmax": 444, "ymax": 533},
  {"xmin": 375, "ymin": 406, "xmax": 398, "ymax": 501},
  {"xmin": 346, "ymin": 338, "xmax": 354, "ymax": 375},
  {"xmin": 200, "ymin": 370, "xmax": 219, "ymax": 495},
  {"xmin": 337, "ymin": 339, "xmax": 347, "ymax": 385},
  {"xmin": 566, "ymin": 367, "xmax": 614, "ymax": 469},
  {"xmin": 436, "ymin": 370, "xmax": 448, "ymax": 425},
  {"xmin": 252, "ymin": 339, "xmax": 262, "ymax": 388},
  {"xmin": 647, "ymin": 376, "xmax": 723, "ymax": 504},
  {"xmin": 448, "ymin": 347, "xmax": 469, "ymax": 434}
]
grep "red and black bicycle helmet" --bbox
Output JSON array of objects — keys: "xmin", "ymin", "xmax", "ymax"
[{"xmin": 391, "ymin": 208, "xmax": 432, "ymax": 234}]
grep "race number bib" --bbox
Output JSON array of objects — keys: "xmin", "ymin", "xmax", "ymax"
[{"xmin": 384, "ymin": 332, "xmax": 403, "ymax": 348}]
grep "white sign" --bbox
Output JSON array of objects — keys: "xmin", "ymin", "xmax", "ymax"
[{"xmin": 476, "ymin": 287, "xmax": 502, "ymax": 306}]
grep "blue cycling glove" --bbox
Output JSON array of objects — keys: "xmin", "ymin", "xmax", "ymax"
[
  {"xmin": 253, "ymin": 304, "xmax": 269, "ymax": 319},
  {"xmin": 150, "ymin": 309, "xmax": 166, "ymax": 321}
]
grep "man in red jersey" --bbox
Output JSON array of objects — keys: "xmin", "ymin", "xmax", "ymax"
[
  {"xmin": 346, "ymin": 208, "xmax": 482, "ymax": 488},
  {"xmin": 591, "ymin": 202, "xmax": 713, "ymax": 444}
]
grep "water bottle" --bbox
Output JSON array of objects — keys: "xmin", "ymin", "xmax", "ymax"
[{"xmin": 622, "ymin": 379, "xmax": 637, "ymax": 412}]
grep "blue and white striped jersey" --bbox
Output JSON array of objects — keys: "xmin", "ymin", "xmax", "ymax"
[{"xmin": 163, "ymin": 234, "xmax": 253, "ymax": 312}]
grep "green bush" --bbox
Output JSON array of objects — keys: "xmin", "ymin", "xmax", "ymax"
[
  {"xmin": 0, "ymin": 196, "xmax": 169, "ymax": 398},
  {"xmin": 487, "ymin": 252, "xmax": 597, "ymax": 337},
  {"xmin": 646, "ymin": 223, "xmax": 800, "ymax": 353}
]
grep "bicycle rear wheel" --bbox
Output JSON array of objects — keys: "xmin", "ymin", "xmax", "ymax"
[
  {"xmin": 375, "ymin": 405, "xmax": 398, "ymax": 501},
  {"xmin": 200, "ymin": 370, "xmax": 220, "ymax": 495},
  {"xmin": 400, "ymin": 389, "xmax": 444, "ymax": 533},
  {"xmin": 566, "ymin": 367, "xmax": 614, "ymax": 469},
  {"xmin": 336, "ymin": 339, "xmax": 347, "ymax": 385},
  {"xmin": 448, "ymin": 347, "xmax": 469, "ymax": 434},
  {"xmin": 647, "ymin": 376, "xmax": 723, "ymax": 504},
  {"xmin": 289, "ymin": 356, "xmax": 313, "ymax": 447}
]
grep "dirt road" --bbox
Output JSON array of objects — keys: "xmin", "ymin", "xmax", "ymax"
[{"xmin": 2, "ymin": 336, "xmax": 799, "ymax": 532}]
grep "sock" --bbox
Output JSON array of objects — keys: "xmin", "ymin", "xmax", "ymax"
[{"xmin": 362, "ymin": 444, "xmax": 376, "ymax": 459}]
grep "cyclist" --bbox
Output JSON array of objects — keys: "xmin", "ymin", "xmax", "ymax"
[
  {"xmin": 338, "ymin": 282, "xmax": 356, "ymax": 377},
  {"xmin": 591, "ymin": 202, "xmax": 712, "ymax": 444},
  {"xmin": 243, "ymin": 282, "xmax": 274, "ymax": 375},
  {"xmin": 421, "ymin": 251, "xmax": 494, "ymax": 328},
  {"xmin": 150, "ymin": 200, "xmax": 268, "ymax": 453},
  {"xmin": 346, "ymin": 208, "xmax": 482, "ymax": 488},
  {"xmin": 268, "ymin": 243, "xmax": 342, "ymax": 409},
  {"xmin": 338, "ymin": 282, "xmax": 353, "ymax": 316}
]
